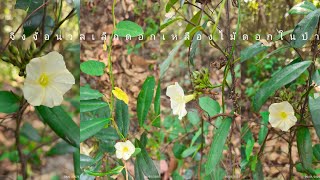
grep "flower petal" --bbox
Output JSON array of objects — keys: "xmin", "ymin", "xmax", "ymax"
[
  {"xmin": 50, "ymin": 71, "xmax": 75, "ymax": 93},
  {"xmin": 116, "ymin": 150, "xmax": 123, "ymax": 159},
  {"xmin": 26, "ymin": 57, "xmax": 42, "ymax": 81},
  {"xmin": 122, "ymin": 153, "xmax": 131, "ymax": 160},
  {"xmin": 41, "ymin": 51, "xmax": 67, "ymax": 74},
  {"xmin": 22, "ymin": 82, "xmax": 44, "ymax": 106},
  {"xmin": 114, "ymin": 142, "xmax": 123, "ymax": 150},
  {"xmin": 166, "ymin": 82, "xmax": 185, "ymax": 98},
  {"xmin": 268, "ymin": 102, "xmax": 282, "ymax": 114},
  {"xmin": 269, "ymin": 115, "xmax": 283, "ymax": 128},
  {"xmin": 281, "ymin": 101, "xmax": 295, "ymax": 113},
  {"xmin": 287, "ymin": 114, "xmax": 297, "ymax": 123},
  {"xmin": 125, "ymin": 140, "xmax": 135, "ymax": 153},
  {"xmin": 41, "ymin": 86, "xmax": 63, "ymax": 108}
]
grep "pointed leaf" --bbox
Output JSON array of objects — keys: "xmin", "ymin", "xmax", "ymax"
[
  {"xmin": 137, "ymin": 76, "xmax": 155, "ymax": 126},
  {"xmin": 80, "ymin": 99, "xmax": 108, "ymax": 112},
  {"xmin": 80, "ymin": 60, "xmax": 105, "ymax": 76},
  {"xmin": 296, "ymin": 127, "xmax": 313, "ymax": 173},
  {"xmin": 36, "ymin": 106, "xmax": 79, "ymax": 148},
  {"xmin": 199, "ymin": 96, "xmax": 221, "ymax": 117},
  {"xmin": 80, "ymin": 85, "xmax": 103, "ymax": 100},
  {"xmin": 253, "ymin": 61, "xmax": 311, "ymax": 111},
  {"xmin": 288, "ymin": 1, "xmax": 316, "ymax": 15},
  {"xmin": 135, "ymin": 139, "xmax": 160, "ymax": 179},
  {"xmin": 240, "ymin": 42, "xmax": 269, "ymax": 62},
  {"xmin": 290, "ymin": 9, "xmax": 320, "ymax": 48},
  {"xmin": 205, "ymin": 118, "xmax": 232, "ymax": 175},
  {"xmin": 115, "ymin": 99, "xmax": 129, "ymax": 137},
  {"xmin": 114, "ymin": 21, "xmax": 144, "ymax": 37},
  {"xmin": 0, "ymin": 91, "xmax": 20, "ymax": 113},
  {"xmin": 309, "ymin": 96, "xmax": 320, "ymax": 139},
  {"xmin": 80, "ymin": 118, "xmax": 110, "ymax": 142}
]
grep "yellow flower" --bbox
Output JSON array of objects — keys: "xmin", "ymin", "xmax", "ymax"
[
  {"xmin": 112, "ymin": 87, "xmax": 129, "ymax": 104},
  {"xmin": 268, "ymin": 101, "xmax": 297, "ymax": 131},
  {"xmin": 22, "ymin": 51, "xmax": 75, "ymax": 108},
  {"xmin": 166, "ymin": 82, "xmax": 195, "ymax": 120},
  {"xmin": 114, "ymin": 140, "xmax": 135, "ymax": 160}
]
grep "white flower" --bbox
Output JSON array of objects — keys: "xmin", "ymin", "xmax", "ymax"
[
  {"xmin": 268, "ymin": 101, "xmax": 297, "ymax": 131},
  {"xmin": 114, "ymin": 140, "xmax": 135, "ymax": 160},
  {"xmin": 166, "ymin": 82, "xmax": 195, "ymax": 120},
  {"xmin": 22, "ymin": 51, "xmax": 75, "ymax": 108}
]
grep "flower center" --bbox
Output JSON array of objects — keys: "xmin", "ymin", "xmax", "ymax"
[
  {"xmin": 280, "ymin": 112, "xmax": 288, "ymax": 119},
  {"xmin": 38, "ymin": 73, "xmax": 49, "ymax": 87},
  {"xmin": 122, "ymin": 146, "xmax": 129, "ymax": 153}
]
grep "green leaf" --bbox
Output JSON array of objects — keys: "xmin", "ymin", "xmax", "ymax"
[
  {"xmin": 313, "ymin": 144, "xmax": 320, "ymax": 160},
  {"xmin": 95, "ymin": 127, "xmax": 119, "ymax": 141},
  {"xmin": 134, "ymin": 160, "xmax": 144, "ymax": 180},
  {"xmin": 80, "ymin": 118, "xmax": 110, "ymax": 142},
  {"xmin": 173, "ymin": 143, "xmax": 187, "ymax": 159},
  {"xmin": 36, "ymin": 106, "xmax": 79, "ymax": 148},
  {"xmin": 309, "ymin": 96, "xmax": 320, "ymax": 139},
  {"xmin": 184, "ymin": 25, "xmax": 203, "ymax": 47},
  {"xmin": 80, "ymin": 99, "xmax": 108, "ymax": 113},
  {"xmin": 295, "ymin": 162, "xmax": 316, "ymax": 175},
  {"xmin": 253, "ymin": 61, "xmax": 312, "ymax": 111},
  {"xmin": 137, "ymin": 76, "xmax": 155, "ymax": 126},
  {"xmin": 80, "ymin": 85, "xmax": 103, "ymax": 100},
  {"xmin": 296, "ymin": 127, "xmax": 313, "ymax": 173},
  {"xmin": 80, "ymin": 60, "xmax": 105, "ymax": 76},
  {"xmin": 15, "ymin": 0, "xmax": 44, "ymax": 37},
  {"xmin": 199, "ymin": 96, "xmax": 221, "ymax": 117},
  {"xmin": 114, "ymin": 21, "xmax": 144, "ymax": 37},
  {"xmin": 190, "ymin": 129, "xmax": 201, "ymax": 147},
  {"xmin": 205, "ymin": 118, "xmax": 232, "ymax": 175},
  {"xmin": 189, "ymin": 20, "xmax": 206, "ymax": 66},
  {"xmin": 23, "ymin": 13, "xmax": 43, "ymax": 37},
  {"xmin": 20, "ymin": 122, "xmax": 41, "ymax": 142},
  {"xmin": 312, "ymin": 70, "xmax": 320, "ymax": 85},
  {"xmin": 160, "ymin": 39, "xmax": 184, "ymax": 79},
  {"xmin": 288, "ymin": 1, "xmax": 316, "ymax": 15},
  {"xmin": 80, "ymin": 154, "xmax": 95, "ymax": 168},
  {"xmin": 160, "ymin": 17, "xmax": 183, "ymax": 30},
  {"xmin": 181, "ymin": 145, "xmax": 200, "ymax": 158},
  {"xmin": 135, "ymin": 139, "xmax": 160, "ymax": 179},
  {"xmin": 258, "ymin": 111, "xmax": 269, "ymax": 145},
  {"xmin": 73, "ymin": 149, "xmax": 80, "ymax": 180},
  {"xmin": 274, "ymin": 29, "xmax": 294, "ymax": 41},
  {"xmin": 0, "ymin": 91, "xmax": 20, "ymax": 113},
  {"xmin": 115, "ymin": 99, "xmax": 129, "ymax": 137},
  {"xmin": 165, "ymin": 0, "xmax": 178, "ymax": 12},
  {"xmin": 253, "ymin": 159, "xmax": 264, "ymax": 180},
  {"xmin": 240, "ymin": 42, "xmax": 269, "ymax": 62},
  {"xmin": 257, "ymin": 45, "xmax": 290, "ymax": 64},
  {"xmin": 185, "ymin": 11, "xmax": 202, "ymax": 33},
  {"xmin": 187, "ymin": 109, "xmax": 200, "ymax": 125},
  {"xmin": 47, "ymin": 141, "xmax": 76, "ymax": 156},
  {"xmin": 290, "ymin": 9, "xmax": 320, "ymax": 48},
  {"xmin": 132, "ymin": 148, "xmax": 141, "ymax": 157},
  {"xmin": 74, "ymin": 0, "xmax": 80, "ymax": 21},
  {"xmin": 85, "ymin": 166, "xmax": 124, "ymax": 176},
  {"xmin": 153, "ymin": 81, "xmax": 161, "ymax": 127},
  {"xmin": 245, "ymin": 139, "xmax": 254, "ymax": 161}
]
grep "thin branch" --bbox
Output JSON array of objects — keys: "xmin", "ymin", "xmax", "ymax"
[{"xmin": 0, "ymin": 0, "xmax": 50, "ymax": 54}]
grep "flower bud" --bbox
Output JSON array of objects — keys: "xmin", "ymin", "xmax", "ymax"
[{"xmin": 9, "ymin": 44, "xmax": 19, "ymax": 56}]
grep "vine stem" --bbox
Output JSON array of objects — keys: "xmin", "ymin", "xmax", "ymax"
[
  {"xmin": 0, "ymin": 0, "xmax": 50, "ymax": 54},
  {"xmin": 107, "ymin": 0, "xmax": 117, "ymax": 113},
  {"xmin": 15, "ymin": 99, "xmax": 29, "ymax": 179}
]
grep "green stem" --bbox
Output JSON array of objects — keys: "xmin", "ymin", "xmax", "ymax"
[{"xmin": 107, "ymin": 0, "xmax": 117, "ymax": 113}]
